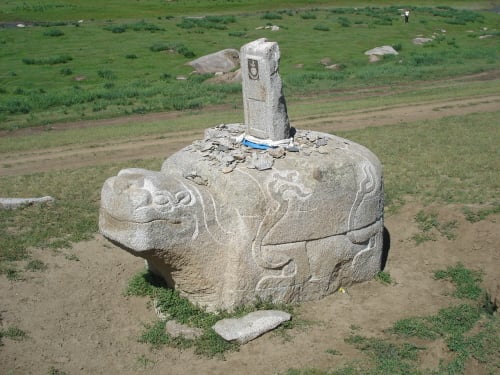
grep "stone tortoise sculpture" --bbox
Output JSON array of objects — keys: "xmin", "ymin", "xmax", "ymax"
[{"xmin": 99, "ymin": 124, "xmax": 384, "ymax": 311}]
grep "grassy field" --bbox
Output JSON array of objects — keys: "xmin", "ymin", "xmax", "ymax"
[
  {"xmin": 1, "ymin": 1, "xmax": 494, "ymax": 21},
  {"xmin": 0, "ymin": 1, "xmax": 498, "ymax": 130}
]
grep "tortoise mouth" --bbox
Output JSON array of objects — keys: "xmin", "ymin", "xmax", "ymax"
[{"xmin": 99, "ymin": 209, "xmax": 191, "ymax": 252}]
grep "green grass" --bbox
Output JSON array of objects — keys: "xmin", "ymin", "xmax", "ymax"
[
  {"xmin": 392, "ymin": 303, "xmax": 483, "ymax": 340},
  {"xmin": 337, "ymin": 111, "xmax": 500, "ymax": 213},
  {"xmin": 135, "ymin": 354, "xmax": 156, "ymax": 370},
  {"xmin": 389, "ymin": 263, "xmax": 497, "ymax": 374},
  {"xmin": 286, "ymin": 264, "xmax": 499, "ymax": 375},
  {"xmin": 411, "ymin": 210, "xmax": 458, "ymax": 245},
  {"xmin": 126, "ymin": 270, "xmax": 295, "ymax": 357},
  {"xmin": 325, "ymin": 348, "xmax": 342, "ymax": 356},
  {"xmin": 25, "ymin": 258, "xmax": 47, "ymax": 272},
  {"xmin": 434, "ymin": 263, "xmax": 483, "ymax": 300},
  {"xmin": 48, "ymin": 368, "xmax": 68, "ymax": 375},
  {"xmin": 0, "ymin": 4, "xmax": 497, "ymax": 129},
  {"xmin": 0, "ymin": 326, "xmax": 28, "ymax": 346},
  {"xmin": 344, "ymin": 335, "xmax": 424, "ymax": 374},
  {"xmin": 463, "ymin": 204, "xmax": 500, "ymax": 223},
  {"xmin": 375, "ymin": 271, "xmax": 393, "ymax": 285},
  {"xmin": 391, "ymin": 303, "xmax": 499, "ymax": 374}
]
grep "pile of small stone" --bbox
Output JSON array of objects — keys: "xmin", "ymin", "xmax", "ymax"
[{"xmin": 187, "ymin": 124, "xmax": 334, "ymax": 174}]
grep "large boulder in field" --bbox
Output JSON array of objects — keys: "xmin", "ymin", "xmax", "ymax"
[
  {"xmin": 364, "ymin": 46, "xmax": 399, "ymax": 56},
  {"xmin": 99, "ymin": 124, "xmax": 384, "ymax": 311},
  {"xmin": 187, "ymin": 48, "xmax": 240, "ymax": 73}
]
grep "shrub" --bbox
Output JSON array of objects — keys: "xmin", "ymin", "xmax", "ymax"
[
  {"xmin": 2, "ymin": 99, "xmax": 31, "ymax": 114},
  {"xmin": 149, "ymin": 42, "xmax": 195, "ymax": 58},
  {"xmin": 107, "ymin": 26, "xmax": 126, "ymax": 33},
  {"xmin": 330, "ymin": 8, "xmax": 351, "ymax": 14},
  {"xmin": 261, "ymin": 12, "xmax": 282, "ymax": 20},
  {"xmin": 300, "ymin": 12, "xmax": 317, "ymax": 20},
  {"xmin": 409, "ymin": 53, "xmax": 440, "ymax": 66},
  {"xmin": 177, "ymin": 15, "xmax": 235, "ymax": 30},
  {"xmin": 60, "ymin": 68, "xmax": 73, "ymax": 76},
  {"xmin": 176, "ymin": 45, "xmax": 195, "ymax": 58},
  {"xmin": 338, "ymin": 16, "xmax": 351, "ymax": 27},
  {"xmin": 206, "ymin": 15, "xmax": 235, "ymax": 24},
  {"xmin": 98, "ymin": 70, "xmax": 116, "ymax": 80},
  {"xmin": 313, "ymin": 24, "xmax": 330, "ymax": 32},
  {"xmin": 104, "ymin": 21, "xmax": 164, "ymax": 33},
  {"xmin": 149, "ymin": 42, "xmax": 170, "ymax": 52},
  {"xmin": 43, "ymin": 29, "xmax": 64, "ymax": 37},
  {"xmin": 373, "ymin": 16, "xmax": 393, "ymax": 26},
  {"xmin": 228, "ymin": 31, "xmax": 246, "ymax": 37},
  {"xmin": 129, "ymin": 20, "xmax": 164, "ymax": 32},
  {"xmin": 22, "ymin": 55, "xmax": 73, "ymax": 65}
]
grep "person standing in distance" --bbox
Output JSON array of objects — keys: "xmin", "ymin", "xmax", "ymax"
[{"xmin": 404, "ymin": 9, "xmax": 410, "ymax": 23}]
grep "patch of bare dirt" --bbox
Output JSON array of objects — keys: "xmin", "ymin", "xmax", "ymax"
[
  {"xmin": 1, "ymin": 94, "xmax": 499, "ymax": 177},
  {"xmin": 0, "ymin": 205, "xmax": 498, "ymax": 374}
]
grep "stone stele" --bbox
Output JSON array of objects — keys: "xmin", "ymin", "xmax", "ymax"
[
  {"xmin": 241, "ymin": 38, "xmax": 290, "ymax": 141},
  {"xmin": 99, "ymin": 39, "xmax": 384, "ymax": 312}
]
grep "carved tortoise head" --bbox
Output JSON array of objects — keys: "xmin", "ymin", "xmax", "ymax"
[{"xmin": 99, "ymin": 168, "xmax": 198, "ymax": 253}]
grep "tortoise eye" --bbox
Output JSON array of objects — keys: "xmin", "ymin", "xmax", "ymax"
[
  {"xmin": 176, "ymin": 191, "xmax": 192, "ymax": 205},
  {"xmin": 153, "ymin": 192, "xmax": 170, "ymax": 206}
]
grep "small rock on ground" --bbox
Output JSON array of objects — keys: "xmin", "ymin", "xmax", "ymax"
[
  {"xmin": 0, "ymin": 196, "xmax": 55, "ymax": 210},
  {"xmin": 212, "ymin": 310, "xmax": 291, "ymax": 344}
]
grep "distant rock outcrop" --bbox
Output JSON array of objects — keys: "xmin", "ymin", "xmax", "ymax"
[
  {"xmin": 413, "ymin": 37, "xmax": 433, "ymax": 45},
  {"xmin": 187, "ymin": 48, "xmax": 240, "ymax": 74},
  {"xmin": 364, "ymin": 46, "xmax": 399, "ymax": 56}
]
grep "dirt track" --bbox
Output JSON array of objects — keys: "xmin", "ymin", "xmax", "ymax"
[{"xmin": 1, "ymin": 94, "xmax": 499, "ymax": 177}]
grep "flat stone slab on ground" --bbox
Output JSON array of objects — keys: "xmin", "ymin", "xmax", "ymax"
[
  {"xmin": 413, "ymin": 37, "xmax": 433, "ymax": 45},
  {"xmin": 212, "ymin": 310, "xmax": 291, "ymax": 344},
  {"xmin": 0, "ymin": 196, "xmax": 55, "ymax": 210},
  {"xmin": 187, "ymin": 49, "xmax": 239, "ymax": 74}
]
